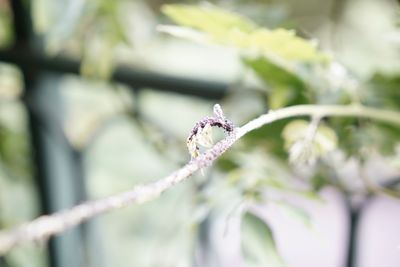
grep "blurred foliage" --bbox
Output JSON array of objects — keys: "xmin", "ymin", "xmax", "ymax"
[
  {"xmin": 0, "ymin": 64, "xmax": 30, "ymax": 181},
  {"xmin": 282, "ymin": 119, "xmax": 338, "ymax": 165},
  {"xmin": 0, "ymin": 63, "xmax": 46, "ymax": 267},
  {"xmin": 241, "ymin": 212, "xmax": 285, "ymax": 267},
  {"xmin": 1, "ymin": 0, "xmax": 400, "ymax": 267},
  {"xmin": 365, "ymin": 73, "xmax": 400, "ymax": 110},
  {"xmin": 160, "ymin": 3, "xmax": 400, "ymax": 266},
  {"xmin": 161, "ymin": 4, "xmax": 328, "ymax": 61},
  {"xmin": 33, "ymin": 0, "xmax": 132, "ymax": 78},
  {"xmin": 161, "ymin": 1, "xmax": 400, "ymax": 168},
  {"xmin": 242, "ymin": 57, "xmax": 308, "ymax": 108},
  {"xmin": 0, "ymin": 0, "xmax": 13, "ymax": 48},
  {"xmin": 162, "ymin": 4, "xmax": 257, "ymax": 35}
]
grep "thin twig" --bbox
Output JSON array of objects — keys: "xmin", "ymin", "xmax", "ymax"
[{"xmin": 0, "ymin": 104, "xmax": 399, "ymax": 255}]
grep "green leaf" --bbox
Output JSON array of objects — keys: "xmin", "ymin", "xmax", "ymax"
[
  {"xmin": 365, "ymin": 73, "xmax": 400, "ymax": 110},
  {"xmin": 161, "ymin": 4, "xmax": 329, "ymax": 109},
  {"xmin": 162, "ymin": 4, "xmax": 257, "ymax": 36},
  {"xmin": 162, "ymin": 4, "xmax": 329, "ymax": 64},
  {"xmin": 243, "ymin": 118, "xmax": 290, "ymax": 159},
  {"xmin": 242, "ymin": 57, "xmax": 308, "ymax": 108},
  {"xmin": 238, "ymin": 29, "xmax": 328, "ymax": 62},
  {"xmin": 241, "ymin": 211, "xmax": 286, "ymax": 267},
  {"xmin": 282, "ymin": 120, "xmax": 309, "ymax": 144},
  {"xmin": 217, "ymin": 157, "xmax": 240, "ymax": 172},
  {"xmin": 310, "ymin": 172, "xmax": 331, "ymax": 191}
]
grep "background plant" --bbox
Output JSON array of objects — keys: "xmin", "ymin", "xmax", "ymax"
[
  {"xmin": 158, "ymin": 4, "xmax": 400, "ymax": 266},
  {"xmin": 0, "ymin": 1, "xmax": 399, "ymax": 267}
]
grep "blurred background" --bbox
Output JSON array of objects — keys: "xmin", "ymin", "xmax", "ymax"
[{"xmin": 0, "ymin": 0, "xmax": 400, "ymax": 267}]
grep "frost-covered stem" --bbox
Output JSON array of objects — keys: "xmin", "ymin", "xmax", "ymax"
[
  {"xmin": 238, "ymin": 104, "xmax": 400, "ymax": 138},
  {"xmin": 0, "ymin": 104, "xmax": 399, "ymax": 255}
]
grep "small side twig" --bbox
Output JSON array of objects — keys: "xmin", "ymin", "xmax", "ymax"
[{"xmin": 0, "ymin": 104, "xmax": 399, "ymax": 255}]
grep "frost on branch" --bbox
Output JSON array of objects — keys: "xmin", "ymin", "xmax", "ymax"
[{"xmin": 187, "ymin": 104, "xmax": 235, "ymax": 159}]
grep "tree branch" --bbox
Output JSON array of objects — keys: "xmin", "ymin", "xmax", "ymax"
[{"xmin": 0, "ymin": 104, "xmax": 399, "ymax": 255}]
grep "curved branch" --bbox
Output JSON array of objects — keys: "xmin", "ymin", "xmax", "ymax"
[{"xmin": 0, "ymin": 104, "xmax": 399, "ymax": 255}]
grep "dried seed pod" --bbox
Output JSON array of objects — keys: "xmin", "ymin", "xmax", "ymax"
[
  {"xmin": 196, "ymin": 123, "xmax": 214, "ymax": 147},
  {"xmin": 187, "ymin": 104, "xmax": 235, "ymax": 160}
]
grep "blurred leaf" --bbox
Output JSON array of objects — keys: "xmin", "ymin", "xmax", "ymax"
[
  {"xmin": 162, "ymin": 4, "xmax": 257, "ymax": 36},
  {"xmin": 260, "ymin": 177, "xmax": 321, "ymax": 201},
  {"xmin": 365, "ymin": 73, "xmax": 400, "ymax": 110},
  {"xmin": 310, "ymin": 172, "xmax": 331, "ymax": 191},
  {"xmin": 283, "ymin": 120, "xmax": 338, "ymax": 151},
  {"xmin": 329, "ymin": 117, "xmax": 362, "ymax": 158},
  {"xmin": 282, "ymin": 120, "xmax": 308, "ymax": 145},
  {"xmin": 0, "ymin": 120, "xmax": 31, "ymax": 180},
  {"xmin": 223, "ymin": 149, "xmax": 320, "ymax": 201},
  {"xmin": 269, "ymin": 86, "xmax": 293, "ymax": 110},
  {"xmin": 162, "ymin": 3, "xmax": 330, "ymax": 115},
  {"xmin": 42, "ymin": 0, "xmax": 130, "ymax": 77},
  {"xmin": 244, "ymin": 119, "xmax": 289, "ymax": 159},
  {"xmin": 238, "ymin": 29, "xmax": 328, "ymax": 62},
  {"xmin": 162, "ymin": 4, "xmax": 329, "ymax": 64},
  {"xmin": 230, "ymin": 149, "xmax": 292, "ymax": 191},
  {"xmin": 242, "ymin": 57, "xmax": 307, "ymax": 108},
  {"xmin": 241, "ymin": 211, "xmax": 286, "ymax": 267},
  {"xmin": 217, "ymin": 157, "xmax": 240, "ymax": 172},
  {"xmin": 282, "ymin": 120, "xmax": 337, "ymax": 164},
  {"xmin": 80, "ymin": 36, "xmax": 115, "ymax": 79},
  {"xmin": 157, "ymin": 25, "xmax": 208, "ymax": 43},
  {"xmin": 274, "ymin": 201, "xmax": 311, "ymax": 227},
  {"xmin": 331, "ymin": 118, "xmax": 400, "ymax": 158},
  {"xmin": 0, "ymin": 5, "xmax": 14, "ymax": 48},
  {"xmin": 96, "ymin": 0, "xmax": 130, "ymax": 45},
  {"xmin": 371, "ymin": 123, "xmax": 400, "ymax": 155}
]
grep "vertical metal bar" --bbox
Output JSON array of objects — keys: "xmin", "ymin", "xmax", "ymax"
[
  {"xmin": 346, "ymin": 209, "xmax": 358, "ymax": 267},
  {"xmin": 9, "ymin": 0, "xmax": 31, "ymax": 46},
  {"xmin": 72, "ymin": 149, "xmax": 105, "ymax": 267},
  {"xmin": 24, "ymin": 73, "xmax": 86, "ymax": 267},
  {"xmin": 8, "ymin": 1, "xmax": 89, "ymax": 266}
]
